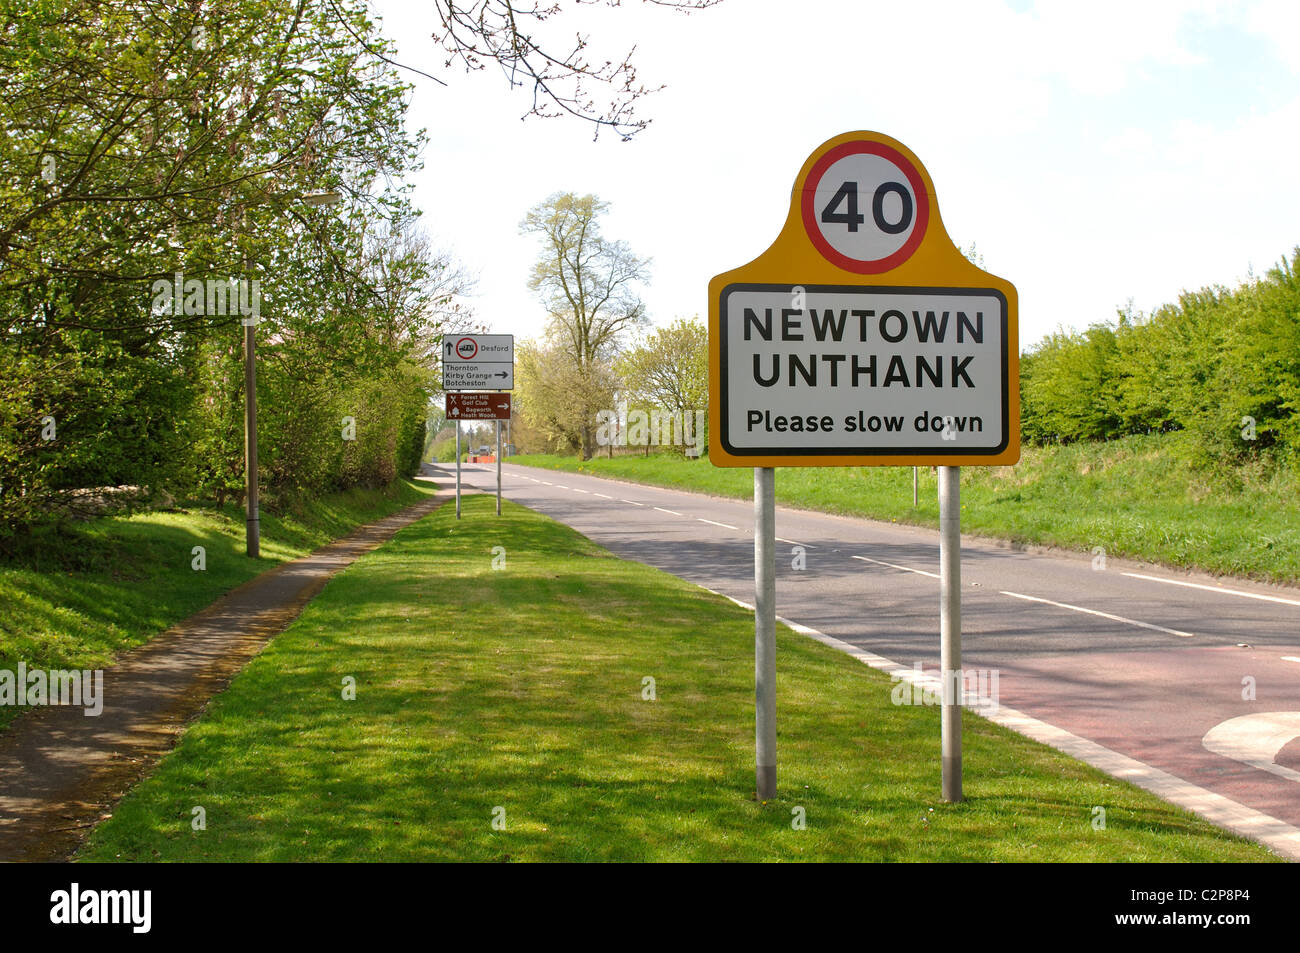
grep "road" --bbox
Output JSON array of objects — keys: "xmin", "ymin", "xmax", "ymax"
[{"xmin": 442, "ymin": 461, "xmax": 1300, "ymax": 856}]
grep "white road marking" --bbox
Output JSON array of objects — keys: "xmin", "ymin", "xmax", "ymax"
[
  {"xmin": 1203, "ymin": 713, "xmax": 1300, "ymax": 786},
  {"xmin": 1000, "ymin": 590, "xmax": 1194, "ymax": 638},
  {"xmin": 706, "ymin": 587, "xmax": 1300, "ymax": 861},
  {"xmin": 593, "ymin": 493, "xmax": 612, "ymax": 499},
  {"xmin": 1282, "ymin": 656, "xmax": 1300, "ymax": 665},
  {"xmin": 622, "ymin": 500, "xmax": 644, "ymax": 506},
  {"xmin": 852, "ymin": 554, "xmax": 939, "ymax": 579},
  {"xmin": 571, "ymin": 488, "xmax": 588, "ymax": 493},
  {"xmin": 653, "ymin": 507, "xmax": 683, "ymax": 516},
  {"xmin": 776, "ymin": 537, "xmax": 813, "ymax": 548},
  {"xmin": 1122, "ymin": 571, "xmax": 1300, "ymax": 607},
  {"xmin": 541, "ymin": 481, "xmax": 553, "ymax": 486},
  {"xmin": 698, "ymin": 518, "xmax": 738, "ymax": 530},
  {"xmin": 554, "ymin": 484, "xmax": 568, "ymax": 489}
]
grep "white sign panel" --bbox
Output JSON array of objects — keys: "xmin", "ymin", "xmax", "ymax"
[
  {"xmin": 443, "ymin": 334, "xmax": 513, "ymax": 391},
  {"xmin": 719, "ymin": 284, "xmax": 1010, "ymax": 458}
]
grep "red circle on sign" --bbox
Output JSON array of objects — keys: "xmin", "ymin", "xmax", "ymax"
[
  {"xmin": 454, "ymin": 337, "xmax": 478, "ymax": 360},
  {"xmin": 800, "ymin": 140, "xmax": 930, "ymax": 274}
]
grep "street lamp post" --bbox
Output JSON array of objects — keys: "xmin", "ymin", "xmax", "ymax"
[
  {"xmin": 244, "ymin": 188, "xmax": 342, "ymax": 557},
  {"xmin": 244, "ymin": 319, "xmax": 260, "ymax": 557}
]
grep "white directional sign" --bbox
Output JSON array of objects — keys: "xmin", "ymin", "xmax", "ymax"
[{"xmin": 442, "ymin": 334, "xmax": 513, "ymax": 391}]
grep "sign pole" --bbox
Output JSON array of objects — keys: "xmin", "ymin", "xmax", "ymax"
[
  {"xmin": 495, "ymin": 419, "xmax": 502, "ymax": 516},
  {"xmin": 754, "ymin": 466, "xmax": 777, "ymax": 800},
  {"xmin": 455, "ymin": 420, "xmax": 461, "ymax": 520},
  {"xmin": 938, "ymin": 465, "xmax": 962, "ymax": 802},
  {"xmin": 913, "ymin": 466, "xmax": 918, "ymax": 507}
]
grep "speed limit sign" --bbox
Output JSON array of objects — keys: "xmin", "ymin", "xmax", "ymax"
[
  {"xmin": 801, "ymin": 139, "xmax": 930, "ymax": 274},
  {"xmin": 708, "ymin": 129, "xmax": 1019, "ymax": 468}
]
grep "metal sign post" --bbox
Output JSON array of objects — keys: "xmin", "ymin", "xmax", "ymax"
[
  {"xmin": 454, "ymin": 420, "xmax": 461, "ymax": 520},
  {"xmin": 939, "ymin": 465, "xmax": 962, "ymax": 802},
  {"xmin": 495, "ymin": 420, "xmax": 502, "ymax": 516},
  {"xmin": 754, "ymin": 467, "xmax": 777, "ymax": 799}
]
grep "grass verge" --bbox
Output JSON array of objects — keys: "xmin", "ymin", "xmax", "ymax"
[
  {"xmin": 0, "ymin": 478, "xmax": 436, "ymax": 733},
  {"xmin": 79, "ymin": 494, "xmax": 1275, "ymax": 862},
  {"xmin": 514, "ymin": 433, "xmax": 1300, "ymax": 584}
]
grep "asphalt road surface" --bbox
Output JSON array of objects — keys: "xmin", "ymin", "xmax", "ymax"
[{"xmin": 441, "ymin": 461, "xmax": 1300, "ymax": 853}]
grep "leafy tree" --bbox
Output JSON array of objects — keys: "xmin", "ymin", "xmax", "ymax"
[
  {"xmin": 520, "ymin": 191, "xmax": 648, "ymax": 457},
  {"xmin": 0, "ymin": 0, "xmax": 438, "ymax": 540},
  {"xmin": 616, "ymin": 316, "xmax": 707, "ymax": 455},
  {"xmin": 515, "ymin": 338, "xmax": 617, "ymax": 455}
]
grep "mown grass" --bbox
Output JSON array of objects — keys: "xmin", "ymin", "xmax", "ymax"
[
  {"xmin": 80, "ymin": 495, "xmax": 1276, "ymax": 862},
  {"xmin": 0, "ymin": 479, "xmax": 436, "ymax": 733},
  {"xmin": 515, "ymin": 432, "xmax": 1300, "ymax": 584}
]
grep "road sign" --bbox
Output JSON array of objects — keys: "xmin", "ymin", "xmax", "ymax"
[
  {"xmin": 442, "ymin": 334, "xmax": 513, "ymax": 391},
  {"xmin": 711, "ymin": 132, "xmax": 1018, "ymax": 805},
  {"xmin": 708, "ymin": 131, "xmax": 1019, "ymax": 467},
  {"xmin": 446, "ymin": 392, "xmax": 511, "ymax": 420}
]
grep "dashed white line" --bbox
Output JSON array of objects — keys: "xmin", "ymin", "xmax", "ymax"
[
  {"xmin": 852, "ymin": 554, "xmax": 939, "ymax": 579},
  {"xmin": 571, "ymin": 488, "xmax": 589, "ymax": 493},
  {"xmin": 653, "ymin": 506, "xmax": 683, "ymax": 516},
  {"xmin": 698, "ymin": 518, "xmax": 738, "ymax": 530},
  {"xmin": 776, "ymin": 537, "xmax": 813, "ymax": 548},
  {"xmin": 622, "ymin": 499, "xmax": 644, "ymax": 506},
  {"xmin": 1122, "ymin": 572, "xmax": 1300, "ymax": 607},
  {"xmin": 593, "ymin": 493, "xmax": 612, "ymax": 499},
  {"xmin": 1282, "ymin": 656, "xmax": 1300, "ymax": 665},
  {"xmin": 541, "ymin": 481, "xmax": 553, "ymax": 486},
  {"xmin": 554, "ymin": 484, "xmax": 568, "ymax": 489},
  {"xmin": 1000, "ymin": 590, "xmax": 1194, "ymax": 638}
]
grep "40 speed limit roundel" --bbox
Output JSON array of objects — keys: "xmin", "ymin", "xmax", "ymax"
[{"xmin": 801, "ymin": 139, "xmax": 930, "ymax": 274}]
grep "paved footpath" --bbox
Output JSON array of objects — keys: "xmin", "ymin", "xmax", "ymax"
[{"xmin": 0, "ymin": 473, "xmax": 451, "ymax": 862}]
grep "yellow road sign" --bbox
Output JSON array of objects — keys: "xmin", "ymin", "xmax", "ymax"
[{"xmin": 708, "ymin": 131, "xmax": 1020, "ymax": 467}]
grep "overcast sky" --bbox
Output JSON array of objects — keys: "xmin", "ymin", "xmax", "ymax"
[{"xmin": 369, "ymin": 0, "xmax": 1300, "ymax": 350}]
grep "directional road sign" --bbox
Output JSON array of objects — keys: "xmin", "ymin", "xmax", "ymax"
[
  {"xmin": 443, "ymin": 334, "xmax": 513, "ymax": 391},
  {"xmin": 446, "ymin": 392, "xmax": 512, "ymax": 421}
]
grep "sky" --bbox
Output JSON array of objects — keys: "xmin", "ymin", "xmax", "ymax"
[{"xmin": 368, "ymin": 0, "xmax": 1300, "ymax": 350}]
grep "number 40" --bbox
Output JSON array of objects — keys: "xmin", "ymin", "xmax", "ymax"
[{"xmin": 821, "ymin": 180, "xmax": 913, "ymax": 235}]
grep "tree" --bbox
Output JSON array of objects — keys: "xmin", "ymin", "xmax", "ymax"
[
  {"xmin": 0, "ymin": 0, "xmax": 455, "ymax": 540},
  {"xmin": 516, "ymin": 339, "xmax": 617, "ymax": 455},
  {"xmin": 616, "ymin": 316, "xmax": 707, "ymax": 456},
  {"xmin": 431, "ymin": 1, "xmax": 723, "ymax": 140},
  {"xmin": 521, "ymin": 191, "xmax": 649, "ymax": 458}
]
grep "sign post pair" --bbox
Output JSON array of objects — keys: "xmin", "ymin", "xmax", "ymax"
[
  {"xmin": 443, "ymin": 335, "xmax": 514, "ymax": 517},
  {"xmin": 708, "ymin": 131, "xmax": 1020, "ymax": 802}
]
